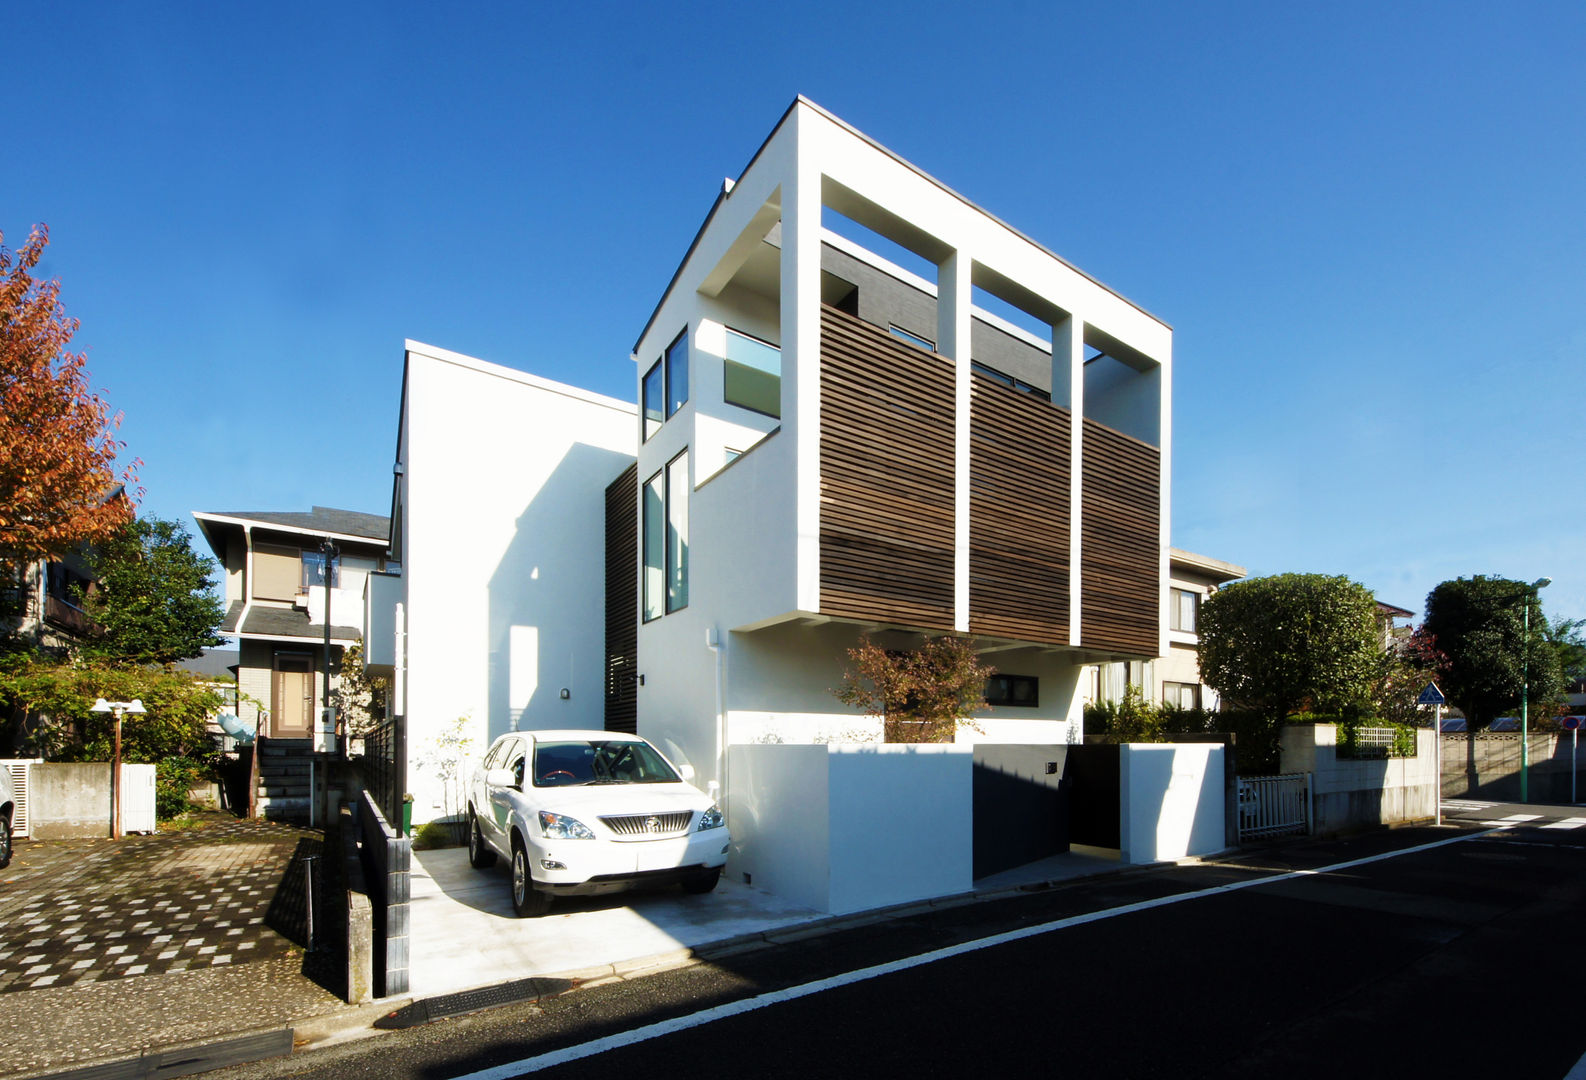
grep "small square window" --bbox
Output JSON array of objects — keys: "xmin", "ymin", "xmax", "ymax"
[{"xmin": 985, "ymin": 674, "xmax": 1038, "ymax": 708}]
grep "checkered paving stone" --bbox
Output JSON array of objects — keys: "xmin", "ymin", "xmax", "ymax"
[{"xmin": 0, "ymin": 813, "xmax": 320, "ymax": 994}]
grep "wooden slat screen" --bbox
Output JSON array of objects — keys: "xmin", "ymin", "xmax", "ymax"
[
  {"xmin": 819, "ymin": 305, "xmax": 956, "ymax": 630},
  {"xmin": 604, "ymin": 463, "xmax": 639, "ymax": 734},
  {"xmin": 968, "ymin": 375, "xmax": 1071, "ymax": 645},
  {"xmin": 1080, "ymin": 419, "xmax": 1161, "ymax": 655}
]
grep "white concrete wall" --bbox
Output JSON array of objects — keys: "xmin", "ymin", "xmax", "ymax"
[
  {"xmin": 727, "ymin": 742, "xmax": 973, "ymax": 914},
  {"xmin": 401, "ymin": 342, "xmax": 635, "ymax": 822},
  {"xmin": 1281, "ymin": 725, "xmax": 1438, "ymax": 834},
  {"xmin": 1119, "ymin": 743, "xmax": 1225, "ymax": 864}
]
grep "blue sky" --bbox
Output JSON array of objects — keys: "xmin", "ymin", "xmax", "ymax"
[{"xmin": 6, "ymin": 1, "xmax": 1583, "ymax": 624}]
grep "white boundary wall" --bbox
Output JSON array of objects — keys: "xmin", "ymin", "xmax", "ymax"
[
  {"xmin": 1119, "ymin": 743, "xmax": 1225, "ymax": 864},
  {"xmin": 727, "ymin": 743, "xmax": 973, "ymax": 914}
]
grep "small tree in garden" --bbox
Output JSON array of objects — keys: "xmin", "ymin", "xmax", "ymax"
[
  {"xmin": 833, "ymin": 635, "xmax": 994, "ymax": 743},
  {"xmin": 334, "ymin": 641, "xmax": 388, "ymax": 737},
  {"xmin": 417, "ymin": 714, "xmax": 474, "ymax": 841}
]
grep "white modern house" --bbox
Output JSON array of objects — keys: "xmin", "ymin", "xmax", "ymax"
[
  {"xmin": 623, "ymin": 96, "xmax": 1170, "ymax": 793},
  {"xmin": 368, "ymin": 99, "xmax": 1223, "ymax": 907},
  {"xmin": 365, "ymin": 343, "xmax": 634, "ymax": 820}
]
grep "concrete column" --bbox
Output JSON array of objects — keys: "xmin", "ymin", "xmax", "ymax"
[
  {"xmin": 938, "ymin": 249, "xmax": 973, "ymax": 633},
  {"xmin": 783, "ymin": 117, "xmax": 824, "ymax": 615},
  {"xmin": 1053, "ymin": 315, "xmax": 1085, "ymax": 646}
]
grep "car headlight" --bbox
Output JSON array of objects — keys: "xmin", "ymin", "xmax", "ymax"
[
  {"xmin": 538, "ymin": 811, "xmax": 595, "ymax": 840},
  {"xmin": 695, "ymin": 805, "xmax": 725, "ymax": 831}
]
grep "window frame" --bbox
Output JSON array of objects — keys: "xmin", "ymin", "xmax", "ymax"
[
  {"xmin": 664, "ymin": 329, "xmax": 689, "ymax": 419},
  {"xmin": 723, "ymin": 326, "xmax": 782, "ymax": 419},
  {"xmin": 642, "ymin": 469, "xmax": 665, "ymax": 622},
  {"xmin": 642, "ymin": 359, "xmax": 664, "ymax": 441},
  {"xmin": 985, "ymin": 674, "xmax": 1039, "ymax": 708},
  {"xmin": 664, "ymin": 450, "xmax": 689, "ymax": 614},
  {"xmin": 1170, "ymin": 588, "xmax": 1199, "ymax": 633}
]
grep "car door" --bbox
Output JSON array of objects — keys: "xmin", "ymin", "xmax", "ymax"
[{"xmin": 488, "ymin": 737, "xmax": 525, "ymax": 845}]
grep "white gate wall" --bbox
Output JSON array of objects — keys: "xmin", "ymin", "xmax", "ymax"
[
  {"xmin": 1, "ymin": 759, "xmax": 40, "ymax": 838},
  {"xmin": 121, "ymin": 763, "xmax": 157, "ymax": 835},
  {"xmin": 1118, "ymin": 743, "xmax": 1227, "ymax": 864}
]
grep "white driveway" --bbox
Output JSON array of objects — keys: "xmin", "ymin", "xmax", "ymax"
[{"xmin": 408, "ymin": 848, "xmax": 824, "ymax": 997}]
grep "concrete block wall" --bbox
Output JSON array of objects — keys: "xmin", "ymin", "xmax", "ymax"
[
  {"xmin": 1441, "ymin": 732, "xmax": 1586, "ymax": 804},
  {"xmin": 28, "ymin": 763, "xmax": 158, "ymax": 839},
  {"xmin": 1281, "ymin": 725, "xmax": 1437, "ymax": 835}
]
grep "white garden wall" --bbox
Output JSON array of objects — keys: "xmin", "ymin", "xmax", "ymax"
[
  {"xmin": 727, "ymin": 743, "xmax": 973, "ymax": 914},
  {"xmin": 1118, "ymin": 743, "xmax": 1226, "ymax": 864}
]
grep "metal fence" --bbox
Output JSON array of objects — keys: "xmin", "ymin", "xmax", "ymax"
[
  {"xmin": 359, "ymin": 714, "xmax": 406, "ymax": 830},
  {"xmin": 1237, "ymin": 772, "xmax": 1311, "ymax": 841}
]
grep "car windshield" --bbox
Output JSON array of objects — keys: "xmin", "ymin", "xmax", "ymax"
[{"xmin": 531, "ymin": 739, "xmax": 681, "ymax": 787}]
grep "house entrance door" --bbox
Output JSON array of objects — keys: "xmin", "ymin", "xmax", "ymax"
[{"xmin": 271, "ymin": 653, "xmax": 314, "ymax": 739}]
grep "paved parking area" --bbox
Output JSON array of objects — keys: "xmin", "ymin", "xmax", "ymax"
[{"xmin": 0, "ymin": 814, "xmax": 314, "ymax": 993}]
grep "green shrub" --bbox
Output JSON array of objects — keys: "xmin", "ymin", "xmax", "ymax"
[{"xmin": 155, "ymin": 755, "xmax": 209, "ymax": 820}]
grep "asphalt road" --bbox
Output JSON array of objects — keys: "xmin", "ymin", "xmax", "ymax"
[{"xmin": 212, "ymin": 803, "xmax": 1586, "ymax": 1080}]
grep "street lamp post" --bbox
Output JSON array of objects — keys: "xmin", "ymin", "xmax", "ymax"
[
  {"xmin": 90, "ymin": 697, "xmax": 145, "ymax": 839},
  {"xmin": 1519, "ymin": 577, "xmax": 1552, "ymax": 804}
]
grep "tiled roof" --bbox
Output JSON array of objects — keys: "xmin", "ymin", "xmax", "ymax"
[
  {"xmin": 202, "ymin": 506, "xmax": 389, "ymax": 542},
  {"xmin": 219, "ymin": 601, "xmax": 244, "ymax": 634},
  {"xmin": 237, "ymin": 605, "xmax": 361, "ymax": 642}
]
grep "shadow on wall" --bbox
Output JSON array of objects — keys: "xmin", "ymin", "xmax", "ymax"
[{"xmin": 486, "ymin": 441, "xmax": 634, "ymax": 746}]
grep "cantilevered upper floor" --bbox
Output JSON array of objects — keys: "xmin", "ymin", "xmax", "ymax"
[{"xmin": 631, "ymin": 98, "xmax": 1171, "ymax": 662}]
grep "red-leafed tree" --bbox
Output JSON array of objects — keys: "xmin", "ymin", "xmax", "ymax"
[{"xmin": 0, "ymin": 225, "xmax": 138, "ymax": 561}]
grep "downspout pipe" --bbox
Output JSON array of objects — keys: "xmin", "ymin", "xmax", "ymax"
[{"xmin": 705, "ymin": 627, "xmax": 725, "ymax": 804}]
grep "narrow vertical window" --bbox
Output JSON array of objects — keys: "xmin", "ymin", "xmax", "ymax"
[
  {"xmin": 665, "ymin": 330, "xmax": 689, "ymax": 418},
  {"xmin": 642, "ymin": 470, "xmax": 664, "ymax": 621},
  {"xmin": 642, "ymin": 361, "xmax": 664, "ymax": 441},
  {"xmin": 665, "ymin": 451, "xmax": 689, "ymax": 612},
  {"xmin": 1171, "ymin": 588, "xmax": 1198, "ymax": 633}
]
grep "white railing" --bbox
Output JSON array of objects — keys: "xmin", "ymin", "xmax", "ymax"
[{"xmin": 1237, "ymin": 772, "xmax": 1311, "ymax": 841}]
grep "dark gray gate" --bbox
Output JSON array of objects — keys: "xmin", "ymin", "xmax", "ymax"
[{"xmin": 971, "ymin": 744, "xmax": 1070, "ymax": 879}]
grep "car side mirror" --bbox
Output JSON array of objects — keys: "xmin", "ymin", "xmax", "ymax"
[
  {"xmin": 678, "ymin": 763, "xmax": 696, "ymax": 782},
  {"xmin": 486, "ymin": 767, "xmax": 518, "ymax": 789}
]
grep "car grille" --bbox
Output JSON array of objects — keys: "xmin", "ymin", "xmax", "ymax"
[{"xmin": 599, "ymin": 811, "xmax": 693, "ymax": 838}]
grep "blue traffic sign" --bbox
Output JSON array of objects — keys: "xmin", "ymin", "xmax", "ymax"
[{"xmin": 1417, "ymin": 683, "xmax": 1447, "ymax": 706}]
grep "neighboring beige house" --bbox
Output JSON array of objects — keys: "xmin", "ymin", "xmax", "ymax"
[
  {"xmin": 1087, "ymin": 547, "xmax": 1247, "ymax": 710},
  {"xmin": 193, "ymin": 507, "xmax": 392, "ymax": 740}
]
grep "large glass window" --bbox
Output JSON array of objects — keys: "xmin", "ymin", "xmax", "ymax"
[
  {"xmin": 665, "ymin": 331, "xmax": 689, "ymax": 418},
  {"xmin": 1170, "ymin": 588, "xmax": 1199, "ymax": 633},
  {"xmin": 724, "ymin": 328, "xmax": 781, "ymax": 418},
  {"xmin": 301, "ymin": 549, "xmax": 341, "ymax": 589},
  {"xmin": 642, "ymin": 360, "xmax": 664, "ymax": 441},
  {"xmin": 666, "ymin": 451, "xmax": 689, "ymax": 613},
  {"xmin": 642, "ymin": 470, "xmax": 664, "ymax": 621}
]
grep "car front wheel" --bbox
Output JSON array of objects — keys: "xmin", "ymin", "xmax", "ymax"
[
  {"xmin": 0, "ymin": 809, "xmax": 11, "ymax": 870},
  {"xmin": 467, "ymin": 810, "xmax": 497, "ymax": 869},
  {"xmin": 510, "ymin": 838, "xmax": 550, "ymax": 917}
]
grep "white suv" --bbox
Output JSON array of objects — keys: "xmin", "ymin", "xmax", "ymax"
[{"xmin": 465, "ymin": 730, "xmax": 730, "ymax": 917}]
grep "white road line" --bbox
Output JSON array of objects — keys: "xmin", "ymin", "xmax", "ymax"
[
  {"xmin": 1542, "ymin": 818, "xmax": 1586, "ymax": 830},
  {"xmin": 1501, "ymin": 814, "xmax": 1544, "ymax": 822},
  {"xmin": 447, "ymin": 831, "xmax": 1493, "ymax": 1080}
]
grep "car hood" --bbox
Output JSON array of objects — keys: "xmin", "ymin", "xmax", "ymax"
[{"xmin": 530, "ymin": 782, "xmax": 714, "ymax": 816}]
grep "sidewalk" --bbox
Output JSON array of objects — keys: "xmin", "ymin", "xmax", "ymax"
[{"xmin": 0, "ymin": 814, "xmax": 362, "ymax": 1078}]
